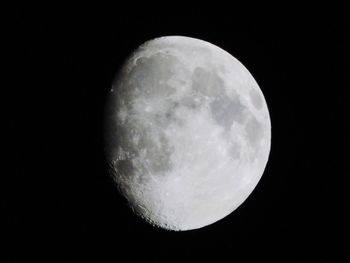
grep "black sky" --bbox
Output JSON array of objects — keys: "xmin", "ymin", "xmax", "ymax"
[{"xmin": 8, "ymin": 9, "xmax": 349, "ymax": 262}]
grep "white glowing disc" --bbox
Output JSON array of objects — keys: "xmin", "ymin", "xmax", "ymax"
[{"xmin": 105, "ymin": 36, "xmax": 271, "ymax": 231}]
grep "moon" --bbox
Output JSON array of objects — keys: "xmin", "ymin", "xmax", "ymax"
[{"xmin": 105, "ymin": 36, "xmax": 271, "ymax": 231}]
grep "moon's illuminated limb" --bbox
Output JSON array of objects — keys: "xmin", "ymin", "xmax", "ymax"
[{"xmin": 105, "ymin": 36, "xmax": 271, "ymax": 231}]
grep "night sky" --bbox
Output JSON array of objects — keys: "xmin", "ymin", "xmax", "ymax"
[{"xmin": 8, "ymin": 8, "xmax": 349, "ymax": 262}]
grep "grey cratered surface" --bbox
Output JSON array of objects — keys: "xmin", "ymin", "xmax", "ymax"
[{"xmin": 105, "ymin": 36, "xmax": 271, "ymax": 231}]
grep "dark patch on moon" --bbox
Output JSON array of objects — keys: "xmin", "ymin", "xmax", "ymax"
[
  {"xmin": 245, "ymin": 117, "xmax": 263, "ymax": 148},
  {"xmin": 131, "ymin": 128, "xmax": 174, "ymax": 176},
  {"xmin": 146, "ymin": 135, "xmax": 174, "ymax": 175},
  {"xmin": 249, "ymin": 89, "xmax": 263, "ymax": 110},
  {"xmin": 229, "ymin": 142, "xmax": 242, "ymax": 160},
  {"xmin": 112, "ymin": 158, "xmax": 133, "ymax": 179},
  {"xmin": 181, "ymin": 96, "xmax": 199, "ymax": 109},
  {"xmin": 210, "ymin": 95, "xmax": 247, "ymax": 130},
  {"xmin": 191, "ymin": 66, "xmax": 249, "ymax": 131},
  {"xmin": 153, "ymin": 101, "xmax": 185, "ymax": 128},
  {"xmin": 192, "ymin": 67, "xmax": 226, "ymax": 97},
  {"xmin": 128, "ymin": 53, "xmax": 178, "ymax": 98}
]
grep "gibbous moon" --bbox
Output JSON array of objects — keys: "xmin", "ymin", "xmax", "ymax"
[{"xmin": 105, "ymin": 36, "xmax": 271, "ymax": 231}]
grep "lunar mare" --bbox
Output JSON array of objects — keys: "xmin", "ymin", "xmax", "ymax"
[{"xmin": 105, "ymin": 36, "xmax": 271, "ymax": 231}]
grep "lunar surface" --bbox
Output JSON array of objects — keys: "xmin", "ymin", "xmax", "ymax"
[{"xmin": 105, "ymin": 36, "xmax": 271, "ymax": 231}]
